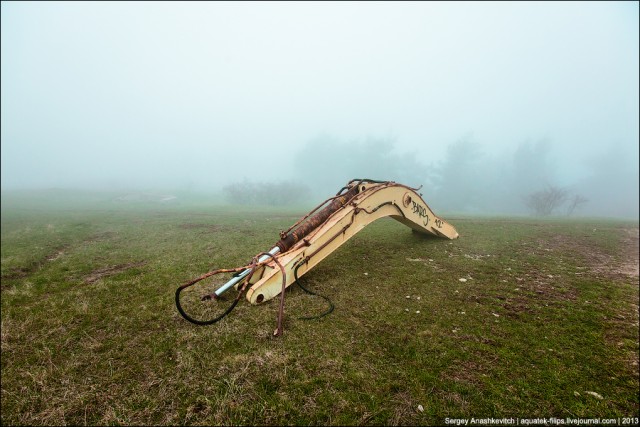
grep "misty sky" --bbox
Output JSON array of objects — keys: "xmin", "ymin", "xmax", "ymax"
[{"xmin": 1, "ymin": 1, "xmax": 638, "ymax": 195}]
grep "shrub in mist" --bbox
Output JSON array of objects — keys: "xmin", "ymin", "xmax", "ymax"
[{"xmin": 222, "ymin": 180, "xmax": 310, "ymax": 206}]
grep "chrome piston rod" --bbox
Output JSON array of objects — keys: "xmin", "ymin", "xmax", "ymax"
[{"xmin": 213, "ymin": 246, "xmax": 281, "ymax": 298}]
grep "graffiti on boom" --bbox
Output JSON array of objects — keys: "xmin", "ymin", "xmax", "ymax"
[{"xmin": 411, "ymin": 200, "xmax": 430, "ymax": 226}]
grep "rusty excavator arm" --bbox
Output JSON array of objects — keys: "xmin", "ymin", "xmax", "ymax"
[{"xmin": 175, "ymin": 179, "xmax": 458, "ymax": 335}]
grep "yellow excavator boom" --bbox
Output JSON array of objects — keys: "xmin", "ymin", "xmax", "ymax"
[
  {"xmin": 246, "ymin": 180, "xmax": 458, "ymax": 304},
  {"xmin": 175, "ymin": 179, "xmax": 458, "ymax": 334}
]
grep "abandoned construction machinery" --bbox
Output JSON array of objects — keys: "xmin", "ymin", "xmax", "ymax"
[{"xmin": 175, "ymin": 179, "xmax": 458, "ymax": 336}]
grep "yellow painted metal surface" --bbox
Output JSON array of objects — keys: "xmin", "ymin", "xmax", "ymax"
[{"xmin": 245, "ymin": 182, "xmax": 458, "ymax": 304}]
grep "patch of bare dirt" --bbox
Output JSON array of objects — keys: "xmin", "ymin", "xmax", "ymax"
[
  {"xmin": 519, "ymin": 270, "xmax": 579, "ymax": 300},
  {"xmin": 2, "ymin": 233, "xmax": 119, "ymax": 285},
  {"xmin": 538, "ymin": 227, "xmax": 639, "ymax": 281},
  {"xmin": 545, "ymin": 227, "xmax": 640, "ymax": 376},
  {"xmin": 500, "ymin": 299, "xmax": 534, "ymax": 318},
  {"xmin": 45, "ymin": 247, "xmax": 68, "ymax": 262},
  {"xmin": 583, "ymin": 228, "xmax": 639, "ymax": 280},
  {"xmin": 618, "ymin": 228, "xmax": 639, "ymax": 279},
  {"xmin": 1, "ymin": 244, "xmax": 71, "ymax": 284},
  {"xmin": 1, "ymin": 267, "xmax": 33, "ymax": 282},
  {"xmin": 84, "ymin": 262, "xmax": 147, "ymax": 284}
]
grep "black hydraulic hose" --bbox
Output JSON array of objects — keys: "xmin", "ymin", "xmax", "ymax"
[
  {"xmin": 175, "ymin": 284, "xmax": 242, "ymax": 326},
  {"xmin": 293, "ymin": 260, "xmax": 334, "ymax": 320},
  {"xmin": 175, "ymin": 259, "xmax": 262, "ymax": 326},
  {"xmin": 348, "ymin": 178, "xmax": 391, "ymax": 185}
]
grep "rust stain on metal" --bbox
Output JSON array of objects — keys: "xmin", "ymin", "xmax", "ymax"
[{"xmin": 275, "ymin": 185, "xmax": 359, "ymax": 253}]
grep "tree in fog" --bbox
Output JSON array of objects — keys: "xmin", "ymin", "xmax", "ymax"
[
  {"xmin": 292, "ymin": 135, "xmax": 429, "ymax": 197},
  {"xmin": 524, "ymin": 185, "xmax": 569, "ymax": 216},
  {"xmin": 566, "ymin": 194, "xmax": 588, "ymax": 216},
  {"xmin": 573, "ymin": 143, "xmax": 639, "ymax": 218},
  {"xmin": 511, "ymin": 139, "xmax": 557, "ymax": 195},
  {"xmin": 494, "ymin": 138, "xmax": 561, "ymax": 215},
  {"xmin": 430, "ymin": 136, "xmax": 485, "ymax": 212},
  {"xmin": 223, "ymin": 180, "xmax": 309, "ymax": 206}
]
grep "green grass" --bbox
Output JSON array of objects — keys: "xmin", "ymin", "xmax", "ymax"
[{"xmin": 1, "ymin": 191, "xmax": 638, "ymax": 425}]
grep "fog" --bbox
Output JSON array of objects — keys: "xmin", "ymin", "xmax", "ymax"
[{"xmin": 1, "ymin": 2, "xmax": 638, "ymax": 217}]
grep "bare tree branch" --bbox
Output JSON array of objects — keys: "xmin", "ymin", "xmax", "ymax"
[{"xmin": 525, "ymin": 185, "xmax": 569, "ymax": 216}]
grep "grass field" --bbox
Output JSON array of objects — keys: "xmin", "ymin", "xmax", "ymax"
[{"xmin": 1, "ymin": 191, "xmax": 638, "ymax": 425}]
